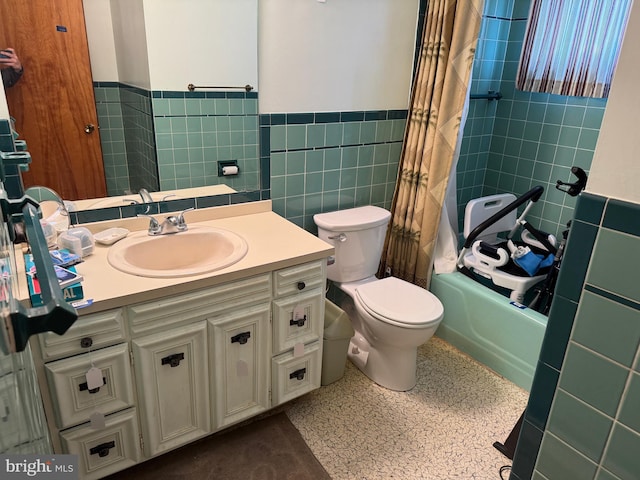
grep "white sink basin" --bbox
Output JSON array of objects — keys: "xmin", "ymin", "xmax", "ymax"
[{"xmin": 107, "ymin": 226, "xmax": 248, "ymax": 278}]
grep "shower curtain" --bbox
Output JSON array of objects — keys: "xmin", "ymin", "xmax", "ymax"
[{"xmin": 379, "ymin": 0, "xmax": 484, "ymax": 288}]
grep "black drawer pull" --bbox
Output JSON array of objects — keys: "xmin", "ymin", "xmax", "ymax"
[
  {"xmin": 290, "ymin": 368, "xmax": 306, "ymax": 381},
  {"xmin": 290, "ymin": 315, "xmax": 307, "ymax": 327},
  {"xmin": 297, "ymin": 281, "xmax": 306, "ymax": 290},
  {"xmin": 80, "ymin": 337, "xmax": 93, "ymax": 348},
  {"xmin": 79, "ymin": 377, "xmax": 106, "ymax": 394},
  {"xmin": 231, "ymin": 332, "xmax": 251, "ymax": 345},
  {"xmin": 90, "ymin": 441, "xmax": 116, "ymax": 457},
  {"xmin": 161, "ymin": 353, "xmax": 185, "ymax": 367}
]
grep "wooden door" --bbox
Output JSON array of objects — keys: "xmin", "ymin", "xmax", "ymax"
[{"xmin": 0, "ymin": 0, "xmax": 107, "ymax": 200}]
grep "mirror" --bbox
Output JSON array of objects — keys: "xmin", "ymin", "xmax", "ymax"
[
  {"xmin": 6, "ymin": 0, "xmax": 261, "ymax": 215},
  {"xmin": 24, "ymin": 186, "xmax": 71, "ymax": 233}
]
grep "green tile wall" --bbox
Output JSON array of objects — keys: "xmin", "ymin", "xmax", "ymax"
[
  {"xmin": 0, "ymin": 118, "xmax": 25, "ymax": 197},
  {"xmin": 152, "ymin": 91, "xmax": 259, "ymax": 193},
  {"xmin": 510, "ymin": 194, "xmax": 640, "ymax": 480},
  {"xmin": 262, "ymin": 111, "xmax": 407, "ymax": 230},
  {"xmin": 0, "ymin": 119, "xmax": 14, "ymax": 152},
  {"xmin": 120, "ymin": 85, "xmax": 158, "ymax": 194},
  {"xmin": 460, "ymin": 0, "xmax": 607, "ymax": 242},
  {"xmin": 94, "ymin": 84, "xmax": 260, "ymax": 198},
  {"xmin": 94, "ymin": 82, "xmax": 130, "ymax": 196}
]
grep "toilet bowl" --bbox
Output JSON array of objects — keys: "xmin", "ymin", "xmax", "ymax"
[
  {"xmin": 314, "ymin": 206, "xmax": 445, "ymax": 391},
  {"xmin": 339, "ymin": 276, "xmax": 443, "ymax": 391}
]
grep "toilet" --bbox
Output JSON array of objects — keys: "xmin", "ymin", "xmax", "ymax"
[{"xmin": 314, "ymin": 205, "xmax": 444, "ymax": 391}]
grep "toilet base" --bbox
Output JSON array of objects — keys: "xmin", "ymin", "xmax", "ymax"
[{"xmin": 347, "ymin": 337, "xmax": 418, "ymax": 392}]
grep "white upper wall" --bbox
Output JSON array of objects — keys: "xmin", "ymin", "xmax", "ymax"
[
  {"xmin": 82, "ymin": 0, "xmax": 415, "ymax": 109},
  {"xmin": 0, "ymin": 87, "xmax": 8, "ymax": 120},
  {"xmin": 83, "ymin": 0, "xmax": 119, "ymax": 82},
  {"xmin": 84, "ymin": 0, "xmax": 258, "ymax": 91},
  {"xmin": 143, "ymin": 0, "xmax": 258, "ymax": 91},
  {"xmin": 258, "ymin": 0, "xmax": 419, "ymax": 113},
  {"xmin": 110, "ymin": 0, "xmax": 151, "ymax": 89},
  {"xmin": 588, "ymin": 1, "xmax": 640, "ymax": 203}
]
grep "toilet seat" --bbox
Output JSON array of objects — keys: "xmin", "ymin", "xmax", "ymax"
[{"xmin": 355, "ymin": 277, "xmax": 444, "ymax": 329}]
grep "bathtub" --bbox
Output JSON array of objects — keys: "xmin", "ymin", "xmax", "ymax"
[{"xmin": 430, "ymin": 271, "xmax": 547, "ymax": 391}]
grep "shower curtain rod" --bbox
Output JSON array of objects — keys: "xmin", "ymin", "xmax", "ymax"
[{"xmin": 470, "ymin": 90, "xmax": 502, "ymax": 101}]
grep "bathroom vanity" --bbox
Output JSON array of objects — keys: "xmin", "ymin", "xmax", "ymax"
[{"xmin": 19, "ymin": 201, "xmax": 333, "ymax": 479}]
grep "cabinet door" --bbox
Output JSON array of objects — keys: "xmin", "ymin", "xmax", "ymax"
[
  {"xmin": 132, "ymin": 322, "xmax": 210, "ymax": 457},
  {"xmin": 209, "ymin": 303, "xmax": 270, "ymax": 430}
]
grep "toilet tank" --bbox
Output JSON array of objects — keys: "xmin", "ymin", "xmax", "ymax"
[{"xmin": 314, "ymin": 206, "xmax": 391, "ymax": 283}]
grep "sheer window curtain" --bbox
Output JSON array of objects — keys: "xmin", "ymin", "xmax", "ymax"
[{"xmin": 517, "ymin": 0, "xmax": 631, "ymax": 98}]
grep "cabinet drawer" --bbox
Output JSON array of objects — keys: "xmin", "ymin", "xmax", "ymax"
[
  {"xmin": 38, "ymin": 308, "xmax": 126, "ymax": 361},
  {"xmin": 45, "ymin": 343, "xmax": 134, "ymax": 429},
  {"xmin": 272, "ymin": 288, "xmax": 324, "ymax": 355},
  {"xmin": 60, "ymin": 408, "xmax": 140, "ymax": 480},
  {"xmin": 273, "ymin": 261, "xmax": 325, "ymax": 298},
  {"xmin": 128, "ymin": 274, "xmax": 271, "ymax": 336},
  {"xmin": 272, "ymin": 341, "xmax": 322, "ymax": 405}
]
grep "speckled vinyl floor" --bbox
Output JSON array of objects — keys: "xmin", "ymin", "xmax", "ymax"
[{"xmin": 285, "ymin": 336, "xmax": 528, "ymax": 480}]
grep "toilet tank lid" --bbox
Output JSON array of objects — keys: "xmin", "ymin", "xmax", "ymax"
[{"xmin": 314, "ymin": 206, "xmax": 391, "ymax": 231}]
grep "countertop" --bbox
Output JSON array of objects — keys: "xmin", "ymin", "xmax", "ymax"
[{"xmin": 16, "ymin": 201, "xmax": 334, "ymax": 315}]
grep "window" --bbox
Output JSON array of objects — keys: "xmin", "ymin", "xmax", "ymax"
[{"xmin": 517, "ymin": 0, "xmax": 631, "ymax": 98}]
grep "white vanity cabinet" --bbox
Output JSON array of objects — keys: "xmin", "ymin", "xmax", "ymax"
[
  {"xmin": 31, "ymin": 258, "xmax": 328, "ymax": 479},
  {"xmin": 127, "ymin": 273, "xmax": 272, "ymax": 455}
]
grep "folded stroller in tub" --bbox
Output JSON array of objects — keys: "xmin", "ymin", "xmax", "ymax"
[{"xmin": 456, "ymin": 186, "xmax": 558, "ymax": 303}]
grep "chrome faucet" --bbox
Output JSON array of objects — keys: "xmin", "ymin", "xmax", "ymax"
[
  {"xmin": 139, "ymin": 208, "xmax": 194, "ymax": 236},
  {"xmin": 138, "ymin": 188, "xmax": 153, "ymax": 203}
]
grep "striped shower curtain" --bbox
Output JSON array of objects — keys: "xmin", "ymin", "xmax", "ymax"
[{"xmin": 379, "ymin": 0, "xmax": 484, "ymax": 289}]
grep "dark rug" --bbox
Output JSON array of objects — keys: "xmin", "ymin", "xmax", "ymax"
[{"xmin": 106, "ymin": 412, "xmax": 331, "ymax": 480}]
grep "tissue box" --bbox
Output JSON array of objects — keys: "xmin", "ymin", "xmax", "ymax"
[{"xmin": 24, "ymin": 254, "xmax": 84, "ymax": 307}]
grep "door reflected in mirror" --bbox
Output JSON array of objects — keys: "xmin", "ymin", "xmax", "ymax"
[{"xmin": 2, "ymin": 0, "xmax": 259, "ymax": 212}]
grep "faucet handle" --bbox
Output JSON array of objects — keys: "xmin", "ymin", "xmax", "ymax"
[
  {"xmin": 176, "ymin": 207, "xmax": 195, "ymax": 227},
  {"xmin": 137, "ymin": 214, "xmax": 160, "ymax": 235}
]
